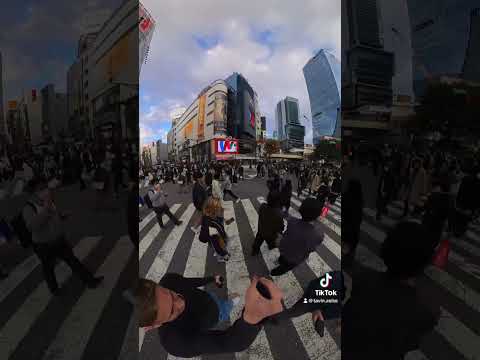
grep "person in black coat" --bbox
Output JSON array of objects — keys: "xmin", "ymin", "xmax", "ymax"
[
  {"xmin": 376, "ymin": 163, "xmax": 395, "ymax": 221},
  {"xmin": 127, "ymin": 178, "xmax": 139, "ymax": 249},
  {"xmin": 342, "ymin": 179, "xmax": 364, "ymax": 269},
  {"xmin": 251, "ymin": 191, "xmax": 285, "ymax": 256},
  {"xmin": 191, "ymin": 173, "xmax": 208, "ymax": 234},
  {"xmin": 280, "ymin": 180, "xmax": 293, "ymax": 215},
  {"xmin": 342, "ymin": 222, "xmax": 440, "ymax": 359},
  {"xmin": 422, "ymin": 179, "xmax": 453, "ymax": 250}
]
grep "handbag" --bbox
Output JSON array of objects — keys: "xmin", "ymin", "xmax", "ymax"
[
  {"xmin": 432, "ymin": 239, "xmax": 450, "ymax": 269},
  {"xmin": 321, "ymin": 205, "xmax": 330, "ymax": 218}
]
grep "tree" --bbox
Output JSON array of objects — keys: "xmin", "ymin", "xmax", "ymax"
[
  {"xmin": 264, "ymin": 139, "xmax": 280, "ymax": 158},
  {"xmin": 314, "ymin": 139, "xmax": 341, "ymax": 161}
]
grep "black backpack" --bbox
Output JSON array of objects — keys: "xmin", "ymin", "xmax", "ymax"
[
  {"xmin": 143, "ymin": 190, "xmax": 154, "ymax": 209},
  {"xmin": 10, "ymin": 202, "xmax": 37, "ymax": 248}
]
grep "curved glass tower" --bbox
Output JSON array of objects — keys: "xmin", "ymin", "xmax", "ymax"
[{"xmin": 303, "ymin": 50, "xmax": 341, "ymax": 143}]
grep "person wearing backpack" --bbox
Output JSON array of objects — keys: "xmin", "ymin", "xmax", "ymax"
[
  {"xmin": 149, "ymin": 180, "xmax": 182, "ymax": 228},
  {"xmin": 199, "ymin": 197, "xmax": 230, "ymax": 262},
  {"xmin": 22, "ymin": 180, "xmax": 103, "ymax": 295}
]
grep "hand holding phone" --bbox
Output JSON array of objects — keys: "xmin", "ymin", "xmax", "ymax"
[{"xmin": 314, "ymin": 319, "xmax": 325, "ymax": 337}]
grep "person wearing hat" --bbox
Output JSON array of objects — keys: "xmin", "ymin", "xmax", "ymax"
[{"xmin": 270, "ymin": 198, "xmax": 324, "ymax": 276}]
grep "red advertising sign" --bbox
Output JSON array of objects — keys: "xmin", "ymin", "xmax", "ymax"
[{"xmin": 215, "ymin": 139, "xmax": 239, "ymax": 154}]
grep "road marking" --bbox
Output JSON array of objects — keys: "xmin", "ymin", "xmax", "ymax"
[
  {"xmin": 224, "ymin": 201, "xmax": 274, "ymax": 360},
  {"xmin": 248, "ymin": 198, "xmax": 339, "ymax": 360},
  {"xmin": 354, "ymin": 238, "xmax": 479, "ymax": 360},
  {"xmin": 140, "ymin": 204, "xmax": 195, "ymax": 351},
  {"xmin": 41, "ymin": 236, "xmax": 133, "ymax": 360},
  {"xmin": 365, "ymin": 207, "xmax": 480, "ymax": 282},
  {"xmin": 139, "ymin": 211, "xmax": 157, "ymax": 232},
  {"xmin": 139, "ymin": 204, "xmax": 182, "ymax": 259},
  {"xmin": 360, "ymin": 219, "xmax": 480, "ymax": 313},
  {"xmin": 0, "ymin": 236, "xmax": 102, "ymax": 359}
]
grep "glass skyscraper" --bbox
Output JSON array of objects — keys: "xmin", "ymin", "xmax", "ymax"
[
  {"xmin": 303, "ymin": 49, "xmax": 341, "ymax": 142},
  {"xmin": 407, "ymin": 0, "xmax": 479, "ymax": 97},
  {"xmin": 275, "ymin": 96, "xmax": 305, "ymax": 150}
]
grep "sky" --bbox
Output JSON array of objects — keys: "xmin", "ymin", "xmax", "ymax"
[
  {"xmin": 140, "ymin": 0, "xmax": 341, "ymax": 146},
  {"xmin": 0, "ymin": 0, "xmax": 120, "ymax": 102}
]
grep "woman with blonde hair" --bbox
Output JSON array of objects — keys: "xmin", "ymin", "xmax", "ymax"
[{"xmin": 199, "ymin": 197, "xmax": 230, "ymax": 262}]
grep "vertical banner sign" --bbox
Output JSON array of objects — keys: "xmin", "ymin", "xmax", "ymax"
[
  {"xmin": 249, "ymin": 106, "xmax": 255, "ymax": 129},
  {"xmin": 139, "ymin": 2, "xmax": 156, "ymax": 71},
  {"xmin": 198, "ymin": 94, "xmax": 205, "ymax": 140}
]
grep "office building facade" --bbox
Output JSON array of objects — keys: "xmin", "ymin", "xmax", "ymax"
[
  {"xmin": 225, "ymin": 72, "xmax": 259, "ymax": 155},
  {"xmin": 303, "ymin": 50, "xmax": 341, "ymax": 142},
  {"xmin": 407, "ymin": 0, "xmax": 479, "ymax": 97},
  {"xmin": 275, "ymin": 96, "xmax": 305, "ymax": 150}
]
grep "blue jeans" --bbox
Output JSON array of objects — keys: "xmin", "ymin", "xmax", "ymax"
[{"xmin": 207, "ymin": 291, "xmax": 234, "ymax": 323}]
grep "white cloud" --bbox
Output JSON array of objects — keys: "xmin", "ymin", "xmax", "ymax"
[{"xmin": 141, "ymin": 0, "xmax": 341, "ymax": 144}]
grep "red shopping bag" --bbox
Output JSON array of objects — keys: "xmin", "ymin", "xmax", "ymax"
[
  {"xmin": 432, "ymin": 239, "xmax": 450, "ymax": 269},
  {"xmin": 321, "ymin": 205, "xmax": 329, "ymax": 218}
]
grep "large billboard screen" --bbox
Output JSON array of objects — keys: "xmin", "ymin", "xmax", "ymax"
[
  {"xmin": 215, "ymin": 139, "xmax": 239, "ymax": 154},
  {"xmin": 213, "ymin": 93, "xmax": 227, "ymax": 134},
  {"xmin": 243, "ymin": 90, "xmax": 256, "ymax": 137}
]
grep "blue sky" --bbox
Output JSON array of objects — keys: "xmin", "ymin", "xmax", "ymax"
[{"xmin": 140, "ymin": 0, "xmax": 341, "ymax": 146}]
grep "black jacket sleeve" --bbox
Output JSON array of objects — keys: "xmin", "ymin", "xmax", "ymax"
[
  {"xmin": 162, "ymin": 273, "xmax": 215, "ymax": 288},
  {"xmin": 162, "ymin": 314, "xmax": 262, "ymax": 357}
]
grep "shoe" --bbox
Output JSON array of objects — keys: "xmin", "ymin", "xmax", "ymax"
[
  {"xmin": 51, "ymin": 287, "xmax": 63, "ymax": 296},
  {"xmin": 236, "ymin": 198, "xmax": 241, "ymax": 203},
  {"xmin": 230, "ymin": 293, "xmax": 241, "ymax": 306},
  {"xmin": 87, "ymin": 276, "xmax": 104, "ymax": 289},
  {"xmin": 159, "ymin": 224, "xmax": 165, "ymax": 229},
  {"xmin": 251, "ymin": 249, "xmax": 259, "ymax": 256},
  {"xmin": 217, "ymin": 254, "xmax": 230, "ymax": 262},
  {"xmin": 122, "ymin": 289, "xmax": 135, "ymax": 305},
  {"xmin": 176, "ymin": 220, "xmax": 183, "ymax": 226},
  {"xmin": 225, "ymin": 218, "xmax": 235, "ymax": 225},
  {"xmin": 191, "ymin": 226, "xmax": 200, "ymax": 234}
]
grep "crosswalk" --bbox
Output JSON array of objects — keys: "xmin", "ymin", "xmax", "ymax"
[
  {"xmin": 139, "ymin": 191, "xmax": 342, "ymax": 360},
  {"xmin": 2, "ymin": 186, "xmax": 479, "ymax": 359}
]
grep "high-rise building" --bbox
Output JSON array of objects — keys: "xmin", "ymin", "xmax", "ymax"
[
  {"xmin": 225, "ymin": 72, "xmax": 258, "ymax": 154},
  {"xmin": 303, "ymin": 50, "xmax": 341, "ymax": 142},
  {"xmin": 463, "ymin": 8, "xmax": 480, "ymax": 82},
  {"xmin": 41, "ymin": 84, "xmax": 67, "ymax": 141},
  {"xmin": 343, "ymin": 0, "xmax": 394, "ymax": 108},
  {"xmin": 275, "ymin": 97, "xmax": 305, "ymax": 150},
  {"xmin": 156, "ymin": 139, "xmax": 168, "ymax": 162},
  {"xmin": 407, "ymin": 0, "xmax": 479, "ymax": 97},
  {"xmin": 139, "ymin": 2, "xmax": 156, "ymax": 72}
]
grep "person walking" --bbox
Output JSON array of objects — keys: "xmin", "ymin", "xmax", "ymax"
[
  {"xmin": 191, "ymin": 172, "xmax": 208, "ymax": 234},
  {"xmin": 223, "ymin": 173, "xmax": 241, "ymax": 203},
  {"xmin": 149, "ymin": 180, "xmax": 182, "ymax": 228},
  {"xmin": 270, "ymin": 198, "xmax": 324, "ymax": 276},
  {"xmin": 23, "ymin": 180, "xmax": 103, "ymax": 295},
  {"xmin": 251, "ymin": 191, "xmax": 285, "ymax": 256},
  {"xmin": 342, "ymin": 179, "xmax": 364, "ymax": 269},
  {"xmin": 280, "ymin": 179, "xmax": 293, "ymax": 215},
  {"xmin": 199, "ymin": 198, "xmax": 230, "ymax": 262}
]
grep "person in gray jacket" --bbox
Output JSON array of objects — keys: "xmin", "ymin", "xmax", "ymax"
[
  {"xmin": 149, "ymin": 180, "xmax": 182, "ymax": 228},
  {"xmin": 23, "ymin": 180, "xmax": 103, "ymax": 295}
]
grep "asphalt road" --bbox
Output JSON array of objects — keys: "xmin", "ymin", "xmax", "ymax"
[{"xmin": 138, "ymin": 171, "xmax": 342, "ymax": 360}]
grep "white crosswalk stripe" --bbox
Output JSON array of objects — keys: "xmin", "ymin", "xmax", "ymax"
[
  {"xmin": 252, "ymin": 198, "xmax": 340, "ymax": 360},
  {"xmin": 41, "ymin": 236, "xmax": 133, "ymax": 360},
  {"xmin": 223, "ymin": 201, "xmax": 274, "ymax": 360},
  {"xmin": 139, "ymin": 204, "xmax": 182, "ymax": 259},
  {"xmin": 0, "ymin": 236, "xmax": 103, "ymax": 359},
  {"xmin": 356, "ymin": 204, "xmax": 480, "ymax": 359}
]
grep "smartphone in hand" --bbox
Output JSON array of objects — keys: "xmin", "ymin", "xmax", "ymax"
[
  {"xmin": 256, "ymin": 281, "xmax": 271, "ymax": 300},
  {"xmin": 314, "ymin": 319, "xmax": 325, "ymax": 337}
]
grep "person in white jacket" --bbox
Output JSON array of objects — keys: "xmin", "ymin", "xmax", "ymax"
[{"xmin": 211, "ymin": 172, "xmax": 235, "ymax": 225}]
